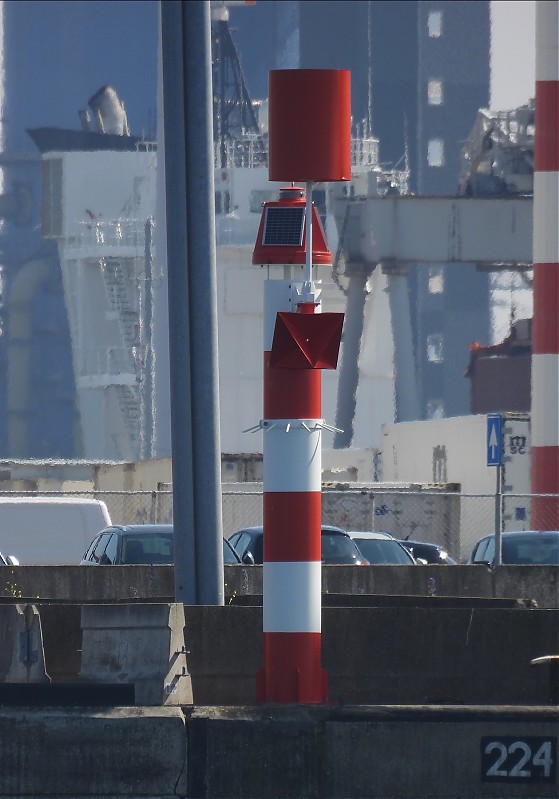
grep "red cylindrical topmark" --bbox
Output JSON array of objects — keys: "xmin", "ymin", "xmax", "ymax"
[{"xmin": 268, "ymin": 69, "xmax": 351, "ymax": 183}]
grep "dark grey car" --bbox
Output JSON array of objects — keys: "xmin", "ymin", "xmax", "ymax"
[
  {"xmin": 81, "ymin": 524, "xmax": 240, "ymax": 565},
  {"xmin": 228, "ymin": 525, "xmax": 369, "ymax": 565},
  {"xmin": 469, "ymin": 530, "xmax": 559, "ymax": 565},
  {"xmin": 399, "ymin": 540, "xmax": 457, "ymax": 565}
]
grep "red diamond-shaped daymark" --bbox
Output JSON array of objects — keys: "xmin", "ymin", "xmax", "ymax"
[{"xmin": 270, "ymin": 312, "xmax": 344, "ymax": 369}]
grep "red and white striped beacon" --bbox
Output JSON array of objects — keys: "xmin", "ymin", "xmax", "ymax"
[
  {"xmin": 251, "ymin": 69, "xmax": 351, "ymax": 703},
  {"xmin": 531, "ymin": 1, "xmax": 559, "ymax": 529}
]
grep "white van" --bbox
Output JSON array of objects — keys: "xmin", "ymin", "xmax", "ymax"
[{"xmin": 0, "ymin": 497, "xmax": 112, "ymax": 565}]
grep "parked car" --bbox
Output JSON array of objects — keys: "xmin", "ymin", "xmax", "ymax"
[
  {"xmin": 399, "ymin": 540, "xmax": 457, "ymax": 565},
  {"xmin": 0, "ymin": 552, "xmax": 18, "ymax": 565},
  {"xmin": 228, "ymin": 525, "xmax": 369, "ymax": 565},
  {"xmin": 469, "ymin": 530, "xmax": 559, "ymax": 565},
  {"xmin": 321, "ymin": 526, "xmax": 369, "ymax": 565},
  {"xmin": 80, "ymin": 524, "xmax": 241, "ymax": 565},
  {"xmin": 345, "ymin": 531, "xmax": 417, "ymax": 565}
]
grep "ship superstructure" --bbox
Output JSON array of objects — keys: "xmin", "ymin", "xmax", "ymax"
[
  {"xmin": 0, "ymin": 0, "xmax": 159, "ymax": 460},
  {"xmin": 29, "ymin": 92, "xmax": 158, "ymax": 461}
]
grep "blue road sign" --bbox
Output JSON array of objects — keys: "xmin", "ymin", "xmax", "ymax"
[{"xmin": 487, "ymin": 414, "xmax": 502, "ymax": 466}]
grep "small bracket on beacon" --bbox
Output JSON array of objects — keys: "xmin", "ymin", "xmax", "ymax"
[{"xmin": 242, "ymin": 419, "xmax": 343, "ymax": 434}]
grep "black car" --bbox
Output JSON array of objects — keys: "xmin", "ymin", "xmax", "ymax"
[
  {"xmin": 469, "ymin": 530, "xmax": 559, "ymax": 565},
  {"xmin": 80, "ymin": 524, "xmax": 241, "ymax": 565},
  {"xmin": 399, "ymin": 540, "xmax": 457, "ymax": 565},
  {"xmin": 228, "ymin": 525, "xmax": 369, "ymax": 565}
]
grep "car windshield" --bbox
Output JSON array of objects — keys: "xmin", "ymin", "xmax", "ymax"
[
  {"xmin": 321, "ymin": 533, "xmax": 363, "ymax": 564},
  {"xmin": 223, "ymin": 539, "xmax": 240, "ymax": 564},
  {"xmin": 352, "ymin": 538, "xmax": 414, "ymax": 564},
  {"xmin": 121, "ymin": 532, "xmax": 174, "ymax": 564},
  {"xmin": 121, "ymin": 532, "xmax": 240, "ymax": 565}
]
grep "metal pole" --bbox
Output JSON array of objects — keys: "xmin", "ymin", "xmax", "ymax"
[
  {"xmin": 143, "ymin": 218, "xmax": 155, "ymax": 461},
  {"xmin": 305, "ymin": 180, "xmax": 313, "ymax": 289},
  {"xmin": 161, "ymin": 0, "xmax": 224, "ymax": 605},
  {"xmin": 493, "ymin": 464, "xmax": 502, "ymax": 567}
]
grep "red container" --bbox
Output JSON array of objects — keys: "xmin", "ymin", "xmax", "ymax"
[{"xmin": 268, "ymin": 69, "xmax": 351, "ymax": 183}]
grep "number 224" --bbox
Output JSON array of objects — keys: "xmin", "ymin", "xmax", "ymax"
[{"xmin": 485, "ymin": 740, "xmax": 553, "ymax": 778}]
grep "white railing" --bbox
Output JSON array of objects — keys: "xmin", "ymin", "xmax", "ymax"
[
  {"xmin": 69, "ymin": 220, "xmax": 147, "ymax": 251},
  {"xmin": 352, "ymin": 135, "xmax": 379, "ymax": 170}
]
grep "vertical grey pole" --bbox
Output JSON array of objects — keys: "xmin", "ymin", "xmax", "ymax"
[
  {"xmin": 493, "ymin": 464, "xmax": 502, "ymax": 567},
  {"xmin": 153, "ymin": 17, "xmax": 172, "ymax": 458},
  {"xmin": 143, "ymin": 218, "xmax": 155, "ymax": 461},
  {"xmin": 161, "ymin": 0, "xmax": 224, "ymax": 605}
]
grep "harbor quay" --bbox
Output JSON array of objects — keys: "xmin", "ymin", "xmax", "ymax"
[
  {"xmin": 1, "ymin": 704, "xmax": 558, "ymax": 799},
  {"xmin": 0, "ymin": 564, "xmax": 557, "ymax": 797}
]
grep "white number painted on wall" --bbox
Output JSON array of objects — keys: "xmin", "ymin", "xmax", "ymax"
[{"xmin": 481, "ymin": 737, "xmax": 556, "ymax": 783}]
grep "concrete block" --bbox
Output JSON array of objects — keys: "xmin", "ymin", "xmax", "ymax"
[
  {"xmin": 322, "ymin": 707, "xmax": 559, "ymax": 799},
  {"xmin": 0, "ymin": 603, "xmax": 48, "ymax": 684},
  {"xmin": 80, "ymin": 602, "xmax": 192, "ymax": 705},
  {"xmin": 186, "ymin": 705, "xmax": 559, "ymax": 798},
  {"xmin": 185, "ymin": 605, "xmax": 262, "ymax": 705},
  {"xmin": 37, "ymin": 603, "xmax": 82, "ymax": 682},
  {"xmin": 0, "ymin": 706, "xmax": 187, "ymax": 796},
  {"xmin": 181, "ymin": 604, "xmax": 558, "ymax": 706},
  {"xmin": 493, "ymin": 565, "xmax": 559, "ymax": 609}
]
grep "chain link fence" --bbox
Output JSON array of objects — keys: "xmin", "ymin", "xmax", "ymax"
[{"xmin": 1, "ymin": 487, "xmax": 557, "ymax": 561}]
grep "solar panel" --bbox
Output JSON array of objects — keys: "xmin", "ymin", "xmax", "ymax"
[{"xmin": 263, "ymin": 206, "xmax": 305, "ymax": 246}]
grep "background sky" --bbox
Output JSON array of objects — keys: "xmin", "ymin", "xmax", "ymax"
[{"xmin": 490, "ymin": 1, "xmax": 536, "ymax": 110}]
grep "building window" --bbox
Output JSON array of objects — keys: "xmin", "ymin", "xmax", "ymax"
[
  {"xmin": 427, "ymin": 399, "xmax": 445, "ymax": 419},
  {"xmin": 428, "ymin": 266, "xmax": 444, "ymax": 294},
  {"xmin": 428, "ymin": 10, "xmax": 442, "ymax": 37},
  {"xmin": 427, "ymin": 138, "xmax": 444, "ymax": 167},
  {"xmin": 427, "ymin": 333, "xmax": 444, "ymax": 363},
  {"xmin": 427, "ymin": 79, "xmax": 443, "ymax": 105}
]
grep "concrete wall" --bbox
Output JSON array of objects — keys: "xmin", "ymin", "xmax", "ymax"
[
  {"xmin": 1, "ymin": 595, "xmax": 557, "ymax": 797},
  {"xmin": 183, "ymin": 604, "xmax": 558, "ymax": 707},
  {"xmin": 5, "ymin": 598, "xmax": 556, "ymax": 706},
  {"xmin": 0, "ymin": 700, "xmax": 557, "ymax": 798},
  {"xmin": 92, "ymin": 456, "xmax": 263, "ymax": 490},
  {"xmin": 2, "ymin": 565, "xmax": 557, "ymax": 708},
  {"xmin": 4, "ymin": 564, "xmax": 558, "ymax": 608}
]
